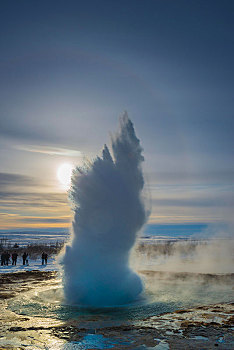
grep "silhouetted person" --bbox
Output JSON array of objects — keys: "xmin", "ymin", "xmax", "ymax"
[
  {"xmin": 12, "ymin": 251, "xmax": 18, "ymax": 265},
  {"xmin": 44, "ymin": 253, "xmax": 48, "ymax": 265},
  {"xmin": 5, "ymin": 251, "xmax": 10, "ymax": 265},
  {"xmin": 22, "ymin": 252, "xmax": 28, "ymax": 265},
  {"xmin": 1, "ymin": 251, "xmax": 6, "ymax": 266},
  {"xmin": 41, "ymin": 252, "xmax": 45, "ymax": 265}
]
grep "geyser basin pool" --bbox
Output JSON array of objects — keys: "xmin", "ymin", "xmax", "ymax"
[
  {"xmin": 62, "ymin": 114, "xmax": 147, "ymax": 306},
  {"xmin": 8, "ymin": 271, "xmax": 233, "ymax": 325},
  {"xmin": 3, "ymin": 270, "xmax": 233, "ymax": 350}
]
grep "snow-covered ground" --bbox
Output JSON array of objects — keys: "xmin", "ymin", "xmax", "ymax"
[
  {"xmin": 0, "ymin": 256, "xmax": 61, "ymax": 273},
  {"xmin": 0, "ymin": 230, "xmax": 69, "ymax": 248}
]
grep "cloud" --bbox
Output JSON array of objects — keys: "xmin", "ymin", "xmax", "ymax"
[
  {"xmin": 0, "ymin": 171, "xmax": 54, "ymax": 194},
  {"xmin": 0, "ymin": 170, "xmax": 71, "ymax": 228},
  {"xmin": 0, "ymin": 212, "xmax": 18, "ymax": 218},
  {"xmin": 147, "ymin": 170, "xmax": 234, "ymax": 185},
  {"xmin": 0, "ymin": 171, "xmax": 72, "ymax": 228},
  {"xmin": 0, "ymin": 212, "xmax": 71, "ymax": 229},
  {"xmin": 0, "ymin": 191, "xmax": 68, "ymax": 209},
  {"xmin": 0, "ymin": 172, "xmax": 37, "ymax": 188},
  {"xmin": 15, "ymin": 145, "xmax": 82, "ymax": 157},
  {"xmin": 153, "ymin": 194, "xmax": 234, "ymax": 208},
  {"xmin": 18, "ymin": 216, "xmax": 71, "ymax": 224}
]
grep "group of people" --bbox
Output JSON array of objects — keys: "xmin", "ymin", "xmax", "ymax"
[
  {"xmin": 1, "ymin": 251, "xmax": 11, "ymax": 265},
  {"xmin": 1, "ymin": 251, "xmax": 49, "ymax": 266},
  {"xmin": 1, "ymin": 251, "xmax": 20, "ymax": 266}
]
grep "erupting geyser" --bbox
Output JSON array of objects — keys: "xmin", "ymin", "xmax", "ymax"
[{"xmin": 63, "ymin": 113, "xmax": 147, "ymax": 306}]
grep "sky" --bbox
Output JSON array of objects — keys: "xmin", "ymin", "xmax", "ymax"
[{"xmin": 0, "ymin": 0, "xmax": 233, "ymax": 230}]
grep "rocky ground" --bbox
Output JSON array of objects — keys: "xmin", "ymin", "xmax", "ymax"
[{"xmin": 0, "ymin": 271, "xmax": 233, "ymax": 349}]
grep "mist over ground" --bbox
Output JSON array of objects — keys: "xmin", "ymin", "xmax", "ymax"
[{"xmin": 132, "ymin": 237, "xmax": 234, "ymax": 274}]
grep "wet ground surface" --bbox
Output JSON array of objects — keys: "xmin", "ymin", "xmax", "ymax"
[{"xmin": 0, "ymin": 270, "xmax": 233, "ymax": 349}]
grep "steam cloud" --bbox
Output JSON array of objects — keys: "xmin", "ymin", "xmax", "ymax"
[
  {"xmin": 132, "ymin": 238, "xmax": 234, "ymax": 274},
  {"xmin": 62, "ymin": 113, "xmax": 147, "ymax": 306}
]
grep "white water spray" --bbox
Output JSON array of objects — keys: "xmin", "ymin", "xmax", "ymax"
[{"xmin": 63, "ymin": 113, "xmax": 147, "ymax": 306}]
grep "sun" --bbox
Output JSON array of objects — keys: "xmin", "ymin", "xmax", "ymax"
[{"xmin": 57, "ymin": 163, "xmax": 74, "ymax": 187}]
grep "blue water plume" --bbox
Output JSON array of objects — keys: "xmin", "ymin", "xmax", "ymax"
[{"xmin": 62, "ymin": 113, "xmax": 147, "ymax": 306}]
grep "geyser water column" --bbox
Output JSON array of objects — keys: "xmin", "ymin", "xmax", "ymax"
[{"xmin": 63, "ymin": 113, "xmax": 147, "ymax": 306}]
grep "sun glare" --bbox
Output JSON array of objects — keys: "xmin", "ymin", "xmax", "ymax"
[{"xmin": 57, "ymin": 163, "xmax": 74, "ymax": 187}]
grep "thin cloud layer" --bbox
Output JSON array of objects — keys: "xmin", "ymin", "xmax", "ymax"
[
  {"xmin": 0, "ymin": 173, "xmax": 37, "ymax": 188},
  {"xmin": 16, "ymin": 145, "xmax": 82, "ymax": 157},
  {"xmin": 0, "ymin": 172, "xmax": 71, "ymax": 229}
]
